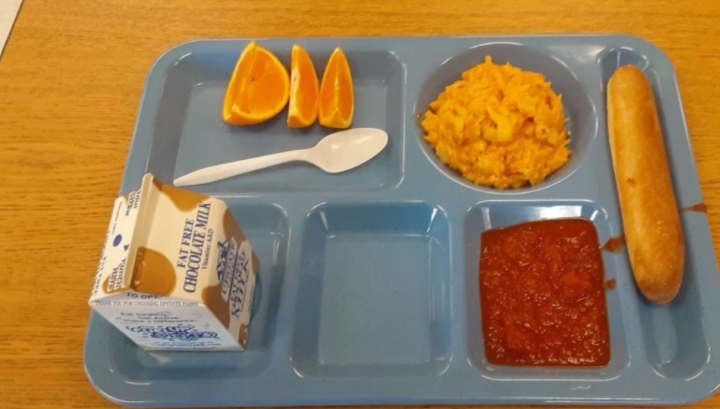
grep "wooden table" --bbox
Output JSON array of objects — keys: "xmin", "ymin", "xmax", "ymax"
[{"xmin": 1, "ymin": 0, "xmax": 719, "ymax": 408}]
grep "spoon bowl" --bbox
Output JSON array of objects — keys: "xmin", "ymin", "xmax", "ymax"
[{"xmin": 309, "ymin": 128, "xmax": 389, "ymax": 173}]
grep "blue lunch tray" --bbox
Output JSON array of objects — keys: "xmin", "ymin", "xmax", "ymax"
[{"xmin": 83, "ymin": 35, "xmax": 720, "ymax": 406}]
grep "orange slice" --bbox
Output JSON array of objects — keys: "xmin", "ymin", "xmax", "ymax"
[
  {"xmin": 287, "ymin": 45, "xmax": 319, "ymax": 128},
  {"xmin": 223, "ymin": 41, "xmax": 290, "ymax": 125},
  {"xmin": 318, "ymin": 47, "xmax": 354, "ymax": 129}
]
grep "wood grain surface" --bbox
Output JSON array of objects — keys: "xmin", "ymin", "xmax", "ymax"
[{"xmin": 1, "ymin": 0, "xmax": 719, "ymax": 408}]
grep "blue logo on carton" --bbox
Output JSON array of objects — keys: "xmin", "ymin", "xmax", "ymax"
[
  {"xmin": 217, "ymin": 238, "xmax": 238, "ymax": 302},
  {"xmin": 216, "ymin": 239, "xmax": 231, "ymax": 281},
  {"xmin": 127, "ymin": 324, "xmax": 218, "ymax": 341},
  {"xmin": 214, "ymin": 238, "xmax": 252, "ymax": 320}
]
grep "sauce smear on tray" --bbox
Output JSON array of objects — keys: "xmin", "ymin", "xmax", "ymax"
[
  {"xmin": 480, "ymin": 219, "xmax": 610, "ymax": 366},
  {"xmin": 601, "ymin": 235, "xmax": 625, "ymax": 252},
  {"xmin": 682, "ymin": 203, "xmax": 708, "ymax": 213}
]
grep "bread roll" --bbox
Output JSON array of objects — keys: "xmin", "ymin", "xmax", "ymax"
[{"xmin": 607, "ymin": 65, "xmax": 684, "ymax": 304}]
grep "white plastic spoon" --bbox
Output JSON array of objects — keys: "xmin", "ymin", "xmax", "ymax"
[{"xmin": 173, "ymin": 128, "xmax": 389, "ymax": 187}]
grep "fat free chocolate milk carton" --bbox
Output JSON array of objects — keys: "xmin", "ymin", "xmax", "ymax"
[{"xmin": 89, "ymin": 173, "xmax": 258, "ymax": 351}]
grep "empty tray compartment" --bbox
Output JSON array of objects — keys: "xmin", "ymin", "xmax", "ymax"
[{"xmin": 292, "ymin": 202, "xmax": 452, "ymax": 377}]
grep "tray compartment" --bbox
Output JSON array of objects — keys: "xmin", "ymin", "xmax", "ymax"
[
  {"xmin": 413, "ymin": 43, "xmax": 597, "ymax": 193},
  {"xmin": 598, "ymin": 45, "xmax": 712, "ymax": 380},
  {"xmin": 463, "ymin": 200, "xmax": 629, "ymax": 380},
  {"xmin": 291, "ymin": 202, "xmax": 452, "ymax": 377},
  {"xmin": 105, "ymin": 202, "xmax": 288, "ymax": 380},
  {"xmin": 146, "ymin": 46, "xmax": 405, "ymax": 194}
]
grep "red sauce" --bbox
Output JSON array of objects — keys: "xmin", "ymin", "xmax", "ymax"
[
  {"xmin": 601, "ymin": 235, "xmax": 625, "ymax": 252},
  {"xmin": 606, "ymin": 279, "xmax": 616, "ymax": 290},
  {"xmin": 682, "ymin": 203, "xmax": 708, "ymax": 213},
  {"xmin": 480, "ymin": 219, "xmax": 610, "ymax": 367}
]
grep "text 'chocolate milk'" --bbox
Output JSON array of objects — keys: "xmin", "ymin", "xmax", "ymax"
[{"xmin": 89, "ymin": 173, "xmax": 259, "ymax": 351}]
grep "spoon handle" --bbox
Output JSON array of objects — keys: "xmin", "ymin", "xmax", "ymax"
[{"xmin": 173, "ymin": 149, "xmax": 309, "ymax": 187}]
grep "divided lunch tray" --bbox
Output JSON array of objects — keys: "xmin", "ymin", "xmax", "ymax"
[{"xmin": 83, "ymin": 35, "xmax": 720, "ymax": 407}]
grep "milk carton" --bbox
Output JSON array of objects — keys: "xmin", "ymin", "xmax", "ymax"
[{"xmin": 89, "ymin": 173, "xmax": 258, "ymax": 351}]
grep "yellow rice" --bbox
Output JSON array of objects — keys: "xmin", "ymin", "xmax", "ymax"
[{"xmin": 421, "ymin": 56, "xmax": 571, "ymax": 189}]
